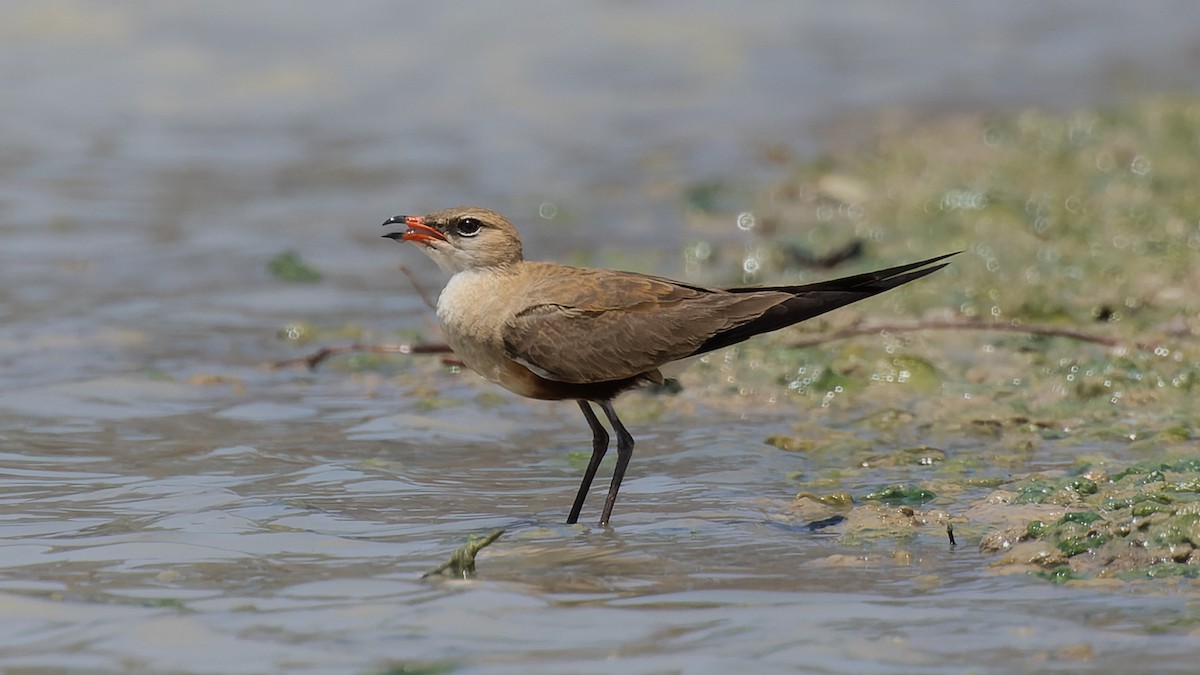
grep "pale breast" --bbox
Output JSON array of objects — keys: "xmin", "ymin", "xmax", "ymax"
[
  {"xmin": 434, "ymin": 265, "xmax": 666, "ymax": 402},
  {"xmin": 436, "ymin": 269, "xmax": 525, "ymax": 390}
]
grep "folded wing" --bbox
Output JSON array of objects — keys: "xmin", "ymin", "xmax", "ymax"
[{"xmin": 502, "ymin": 253, "xmax": 955, "ymax": 384}]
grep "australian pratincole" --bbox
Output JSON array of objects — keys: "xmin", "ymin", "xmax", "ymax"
[{"xmin": 383, "ymin": 206, "xmax": 954, "ymax": 526}]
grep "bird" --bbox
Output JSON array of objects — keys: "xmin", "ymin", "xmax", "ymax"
[{"xmin": 383, "ymin": 206, "xmax": 955, "ymax": 526}]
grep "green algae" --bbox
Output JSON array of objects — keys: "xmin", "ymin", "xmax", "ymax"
[
  {"xmin": 268, "ymin": 250, "xmax": 324, "ymax": 283},
  {"xmin": 683, "ymin": 98, "xmax": 1200, "ymax": 585},
  {"xmin": 423, "ymin": 529, "xmax": 505, "ymax": 579},
  {"xmin": 978, "ymin": 457, "xmax": 1200, "ymax": 581},
  {"xmin": 864, "ymin": 484, "xmax": 936, "ymax": 505}
]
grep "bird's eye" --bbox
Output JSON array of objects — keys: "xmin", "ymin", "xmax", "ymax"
[{"xmin": 455, "ymin": 217, "xmax": 482, "ymax": 237}]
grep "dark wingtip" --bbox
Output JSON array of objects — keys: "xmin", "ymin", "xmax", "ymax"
[
  {"xmin": 693, "ymin": 251, "xmax": 961, "ymax": 355},
  {"xmin": 809, "ymin": 250, "xmax": 960, "ymax": 290},
  {"xmin": 882, "ymin": 250, "xmax": 961, "ymax": 276},
  {"xmin": 728, "ymin": 250, "xmax": 961, "ymax": 295},
  {"xmin": 877, "ymin": 260, "xmax": 952, "ymax": 289}
]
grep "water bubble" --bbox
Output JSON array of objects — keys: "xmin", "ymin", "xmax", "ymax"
[
  {"xmin": 820, "ymin": 390, "xmax": 837, "ymax": 408},
  {"xmin": 684, "ymin": 241, "xmax": 712, "ymax": 263},
  {"xmin": 1130, "ymin": 155, "xmax": 1152, "ymax": 176},
  {"xmin": 742, "ymin": 255, "xmax": 761, "ymax": 275},
  {"xmin": 1067, "ymin": 118, "xmax": 1095, "ymax": 142},
  {"xmin": 281, "ymin": 324, "xmax": 307, "ymax": 341},
  {"xmin": 538, "ymin": 202, "xmax": 558, "ymax": 219},
  {"xmin": 940, "ymin": 189, "xmax": 988, "ymax": 211},
  {"xmin": 736, "ymin": 212, "xmax": 756, "ymax": 231}
]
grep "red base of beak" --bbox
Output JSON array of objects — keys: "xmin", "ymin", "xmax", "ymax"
[{"xmin": 400, "ymin": 218, "xmax": 446, "ymax": 244}]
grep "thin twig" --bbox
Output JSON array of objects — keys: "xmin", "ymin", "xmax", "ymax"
[
  {"xmin": 787, "ymin": 319, "xmax": 1153, "ymax": 350},
  {"xmin": 273, "ymin": 320, "xmax": 1152, "ymax": 370},
  {"xmin": 271, "ymin": 261, "xmax": 451, "ymax": 370},
  {"xmin": 399, "ymin": 264, "xmax": 439, "ymax": 312},
  {"xmin": 268, "ymin": 341, "xmax": 454, "ymax": 370}
]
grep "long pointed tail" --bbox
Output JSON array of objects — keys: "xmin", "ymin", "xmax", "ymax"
[
  {"xmin": 693, "ymin": 251, "xmax": 959, "ymax": 355},
  {"xmin": 726, "ymin": 251, "xmax": 960, "ymax": 295}
]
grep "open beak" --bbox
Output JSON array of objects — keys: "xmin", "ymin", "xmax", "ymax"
[{"xmin": 382, "ymin": 215, "xmax": 447, "ymax": 244}]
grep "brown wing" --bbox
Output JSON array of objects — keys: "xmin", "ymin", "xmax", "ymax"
[
  {"xmin": 501, "ymin": 252, "xmax": 956, "ymax": 384},
  {"xmin": 501, "ymin": 266, "xmax": 788, "ymax": 384}
]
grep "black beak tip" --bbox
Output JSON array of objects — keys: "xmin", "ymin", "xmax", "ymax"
[
  {"xmin": 381, "ymin": 215, "xmax": 405, "ymax": 227},
  {"xmin": 382, "ymin": 232, "xmax": 404, "ymax": 241}
]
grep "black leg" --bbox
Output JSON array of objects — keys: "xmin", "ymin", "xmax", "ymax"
[
  {"xmin": 567, "ymin": 400, "xmax": 608, "ymax": 524},
  {"xmin": 597, "ymin": 400, "xmax": 635, "ymax": 527}
]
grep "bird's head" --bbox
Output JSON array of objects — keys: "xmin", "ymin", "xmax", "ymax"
[{"xmin": 382, "ymin": 206, "xmax": 524, "ymax": 274}]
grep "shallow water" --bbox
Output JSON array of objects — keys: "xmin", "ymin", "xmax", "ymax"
[{"xmin": 4, "ymin": 3, "xmax": 1200, "ymax": 673}]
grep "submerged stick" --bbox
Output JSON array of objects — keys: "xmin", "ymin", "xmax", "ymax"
[
  {"xmin": 267, "ymin": 341, "xmax": 454, "ymax": 370},
  {"xmin": 787, "ymin": 319, "xmax": 1153, "ymax": 350},
  {"xmin": 274, "ymin": 317, "xmax": 1158, "ymax": 371},
  {"xmin": 269, "ymin": 261, "xmax": 453, "ymax": 371}
]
